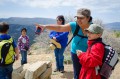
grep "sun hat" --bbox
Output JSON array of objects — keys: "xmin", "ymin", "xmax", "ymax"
[
  {"xmin": 49, "ymin": 39, "xmax": 61, "ymax": 50},
  {"xmin": 85, "ymin": 24, "xmax": 104, "ymax": 34}
]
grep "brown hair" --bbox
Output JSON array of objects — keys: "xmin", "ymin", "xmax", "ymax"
[
  {"xmin": 0, "ymin": 22, "xmax": 9, "ymax": 33},
  {"xmin": 57, "ymin": 15, "xmax": 65, "ymax": 25}
]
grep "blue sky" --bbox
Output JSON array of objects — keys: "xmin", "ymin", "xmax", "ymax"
[{"xmin": 0, "ymin": 0, "xmax": 120, "ymax": 23}]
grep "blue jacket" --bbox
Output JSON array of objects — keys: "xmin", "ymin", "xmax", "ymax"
[
  {"xmin": 0, "ymin": 34, "xmax": 17, "ymax": 48},
  {"xmin": 49, "ymin": 31, "xmax": 69, "ymax": 47}
]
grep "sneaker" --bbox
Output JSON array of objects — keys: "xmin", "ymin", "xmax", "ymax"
[
  {"xmin": 54, "ymin": 69, "xmax": 59, "ymax": 72},
  {"xmin": 60, "ymin": 70, "xmax": 65, "ymax": 73}
]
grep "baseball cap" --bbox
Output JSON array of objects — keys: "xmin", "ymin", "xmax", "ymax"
[
  {"xmin": 75, "ymin": 8, "xmax": 91, "ymax": 17},
  {"xmin": 85, "ymin": 24, "xmax": 104, "ymax": 34}
]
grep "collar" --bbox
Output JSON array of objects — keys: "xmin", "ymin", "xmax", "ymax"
[
  {"xmin": 0, "ymin": 34, "xmax": 11, "ymax": 40},
  {"xmin": 88, "ymin": 38, "xmax": 102, "ymax": 47},
  {"xmin": 21, "ymin": 35, "xmax": 27, "ymax": 37}
]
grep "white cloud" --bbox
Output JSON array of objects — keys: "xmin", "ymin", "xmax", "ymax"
[
  {"xmin": 0, "ymin": 0, "xmax": 120, "ymax": 20},
  {"xmin": 1, "ymin": 0, "xmax": 120, "ymax": 11},
  {"xmin": 0, "ymin": 0, "xmax": 120, "ymax": 14},
  {"xmin": 20, "ymin": 0, "xmax": 120, "ymax": 13},
  {"xmin": 72, "ymin": 0, "xmax": 120, "ymax": 13}
]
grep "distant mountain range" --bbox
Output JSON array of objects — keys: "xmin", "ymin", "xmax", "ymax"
[
  {"xmin": 0, "ymin": 17, "xmax": 56, "ymax": 25},
  {"xmin": 0, "ymin": 17, "xmax": 56, "ymax": 45},
  {"xmin": 0, "ymin": 17, "xmax": 120, "ymax": 45},
  {"xmin": 104, "ymin": 22, "xmax": 120, "ymax": 30}
]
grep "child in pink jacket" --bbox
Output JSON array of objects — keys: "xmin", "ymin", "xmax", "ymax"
[
  {"xmin": 18, "ymin": 28, "xmax": 29, "ymax": 65},
  {"xmin": 77, "ymin": 24, "xmax": 106, "ymax": 79}
]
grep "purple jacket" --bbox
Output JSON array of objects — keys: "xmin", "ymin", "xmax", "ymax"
[{"xmin": 17, "ymin": 35, "xmax": 29, "ymax": 51}]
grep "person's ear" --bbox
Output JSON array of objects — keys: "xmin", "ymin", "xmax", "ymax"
[
  {"xmin": 97, "ymin": 34, "xmax": 102, "ymax": 37},
  {"xmin": 87, "ymin": 17, "xmax": 90, "ymax": 22}
]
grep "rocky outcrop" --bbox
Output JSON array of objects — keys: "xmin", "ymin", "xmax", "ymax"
[{"xmin": 12, "ymin": 61, "xmax": 52, "ymax": 79}]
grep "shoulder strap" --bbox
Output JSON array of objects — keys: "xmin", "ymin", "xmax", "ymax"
[
  {"xmin": 73, "ymin": 22, "xmax": 80, "ymax": 36},
  {"xmin": 75, "ymin": 23, "xmax": 88, "ymax": 38},
  {"xmin": 67, "ymin": 22, "xmax": 87, "ymax": 46},
  {"xmin": 67, "ymin": 22, "xmax": 80, "ymax": 46},
  {"xmin": 90, "ymin": 41, "xmax": 105, "ymax": 48}
]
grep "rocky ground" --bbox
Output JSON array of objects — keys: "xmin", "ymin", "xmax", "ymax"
[
  {"xmin": 13, "ymin": 52, "xmax": 120, "ymax": 79},
  {"xmin": 13, "ymin": 53, "xmax": 74, "ymax": 79}
]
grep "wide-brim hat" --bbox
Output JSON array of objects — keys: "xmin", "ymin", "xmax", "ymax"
[
  {"xmin": 50, "ymin": 39, "xmax": 61, "ymax": 50},
  {"xmin": 49, "ymin": 44, "xmax": 56, "ymax": 50}
]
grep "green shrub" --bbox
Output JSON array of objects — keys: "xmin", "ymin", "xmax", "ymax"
[
  {"xmin": 64, "ymin": 53, "xmax": 72, "ymax": 64},
  {"xmin": 114, "ymin": 30, "xmax": 120, "ymax": 38}
]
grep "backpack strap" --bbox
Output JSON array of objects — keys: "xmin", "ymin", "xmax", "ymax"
[
  {"xmin": 1, "ymin": 43, "xmax": 12, "ymax": 65},
  {"xmin": 91, "ymin": 41, "xmax": 104, "ymax": 47},
  {"xmin": 67, "ymin": 22, "xmax": 80, "ymax": 46},
  {"xmin": 73, "ymin": 22, "xmax": 80, "ymax": 36},
  {"xmin": 90, "ymin": 41, "xmax": 105, "ymax": 52},
  {"xmin": 75, "ymin": 23, "xmax": 88, "ymax": 38},
  {"xmin": 67, "ymin": 22, "xmax": 87, "ymax": 46}
]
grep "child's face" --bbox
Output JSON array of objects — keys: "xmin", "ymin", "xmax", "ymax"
[
  {"xmin": 86, "ymin": 31, "xmax": 102, "ymax": 40},
  {"xmin": 21, "ymin": 30, "xmax": 26, "ymax": 36}
]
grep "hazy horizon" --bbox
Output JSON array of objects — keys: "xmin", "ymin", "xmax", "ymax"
[{"xmin": 0, "ymin": 0, "xmax": 120, "ymax": 23}]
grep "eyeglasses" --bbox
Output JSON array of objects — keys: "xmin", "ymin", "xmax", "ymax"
[{"xmin": 76, "ymin": 17, "xmax": 85, "ymax": 20}]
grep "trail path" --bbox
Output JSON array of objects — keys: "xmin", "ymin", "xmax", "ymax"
[{"xmin": 13, "ymin": 53, "xmax": 74, "ymax": 79}]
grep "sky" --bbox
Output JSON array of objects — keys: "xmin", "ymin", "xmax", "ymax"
[{"xmin": 0, "ymin": 0, "xmax": 120, "ymax": 23}]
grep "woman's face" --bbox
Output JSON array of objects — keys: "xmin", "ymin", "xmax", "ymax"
[
  {"xmin": 56, "ymin": 18, "xmax": 62, "ymax": 25},
  {"xmin": 21, "ymin": 30, "xmax": 26, "ymax": 36},
  {"xmin": 76, "ymin": 16, "xmax": 90, "ymax": 26}
]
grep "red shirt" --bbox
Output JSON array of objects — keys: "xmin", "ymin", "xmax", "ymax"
[{"xmin": 78, "ymin": 38, "xmax": 105, "ymax": 79}]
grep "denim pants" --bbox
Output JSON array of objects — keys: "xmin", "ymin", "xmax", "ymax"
[
  {"xmin": 0, "ymin": 64, "xmax": 13, "ymax": 79},
  {"xmin": 54, "ymin": 47, "xmax": 66, "ymax": 71},
  {"xmin": 71, "ymin": 52, "xmax": 82, "ymax": 79},
  {"xmin": 21, "ymin": 50, "xmax": 27, "ymax": 65}
]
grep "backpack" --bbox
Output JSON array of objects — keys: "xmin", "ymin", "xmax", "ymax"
[
  {"xmin": 0, "ymin": 37, "xmax": 15, "ymax": 66},
  {"xmin": 91, "ymin": 42, "xmax": 119, "ymax": 79},
  {"xmin": 67, "ymin": 22, "xmax": 88, "ymax": 46}
]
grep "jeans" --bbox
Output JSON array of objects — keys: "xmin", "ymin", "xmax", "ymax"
[
  {"xmin": 21, "ymin": 50, "xmax": 27, "ymax": 65},
  {"xmin": 0, "ymin": 64, "xmax": 13, "ymax": 79},
  {"xmin": 54, "ymin": 47, "xmax": 66, "ymax": 71},
  {"xmin": 71, "ymin": 52, "xmax": 82, "ymax": 79}
]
